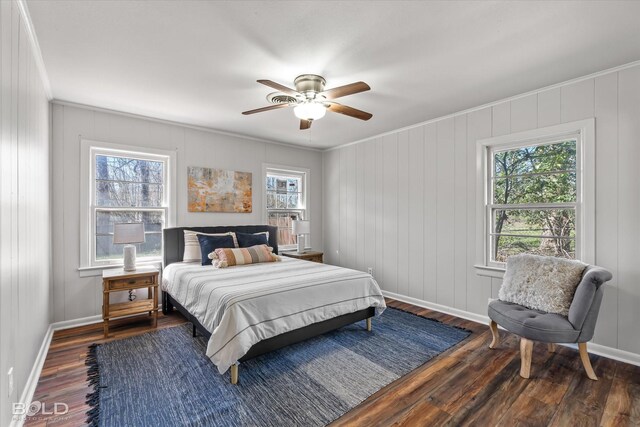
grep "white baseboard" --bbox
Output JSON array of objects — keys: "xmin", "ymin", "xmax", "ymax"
[
  {"xmin": 51, "ymin": 309, "xmax": 163, "ymax": 332},
  {"xmin": 12, "ymin": 310, "xmax": 164, "ymax": 425},
  {"xmin": 9, "ymin": 315, "xmax": 104, "ymax": 426},
  {"xmin": 9, "ymin": 325, "xmax": 53, "ymax": 427},
  {"xmin": 11, "ymin": 291, "xmax": 639, "ymax": 427},
  {"xmin": 51, "ymin": 314, "xmax": 103, "ymax": 331},
  {"xmin": 383, "ymin": 290, "xmax": 489, "ymax": 325},
  {"xmin": 583, "ymin": 342, "xmax": 640, "ymax": 366},
  {"xmin": 383, "ymin": 290, "xmax": 640, "ymax": 367}
]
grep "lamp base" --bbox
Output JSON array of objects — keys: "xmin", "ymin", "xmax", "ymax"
[
  {"xmin": 123, "ymin": 244, "xmax": 137, "ymax": 271},
  {"xmin": 296, "ymin": 235, "xmax": 306, "ymax": 255}
]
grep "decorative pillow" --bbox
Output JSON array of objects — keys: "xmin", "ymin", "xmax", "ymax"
[
  {"xmin": 183, "ymin": 230, "xmax": 238, "ymax": 262},
  {"xmin": 208, "ymin": 244, "xmax": 280, "ymax": 268},
  {"xmin": 236, "ymin": 231, "xmax": 269, "ymax": 248},
  {"xmin": 498, "ymin": 254, "xmax": 587, "ymax": 316},
  {"xmin": 196, "ymin": 234, "xmax": 236, "ymax": 265}
]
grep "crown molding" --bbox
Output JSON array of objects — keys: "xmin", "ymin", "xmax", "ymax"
[
  {"xmin": 12, "ymin": 0, "xmax": 321, "ymax": 153},
  {"xmin": 19, "ymin": 0, "xmax": 639, "ymax": 153},
  {"xmin": 326, "ymin": 59, "xmax": 640, "ymax": 152},
  {"xmin": 15, "ymin": 0, "xmax": 52, "ymax": 100},
  {"xmin": 51, "ymin": 99, "xmax": 323, "ymax": 152}
]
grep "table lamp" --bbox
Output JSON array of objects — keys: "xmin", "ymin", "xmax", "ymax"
[
  {"xmin": 113, "ymin": 222, "xmax": 145, "ymax": 271},
  {"xmin": 292, "ymin": 220, "xmax": 310, "ymax": 254}
]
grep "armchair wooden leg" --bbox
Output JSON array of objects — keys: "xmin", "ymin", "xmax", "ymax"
[
  {"xmin": 520, "ymin": 338, "xmax": 534, "ymax": 379},
  {"xmin": 547, "ymin": 343, "xmax": 556, "ymax": 353},
  {"xmin": 489, "ymin": 320, "xmax": 499, "ymax": 349},
  {"xmin": 578, "ymin": 342, "xmax": 598, "ymax": 381},
  {"xmin": 230, "ymin": 363, "xmax": 239, "ymax": 385},
  {"xmin": 366, "ymin": 318, "xmax": 372, "ymax": 332}
]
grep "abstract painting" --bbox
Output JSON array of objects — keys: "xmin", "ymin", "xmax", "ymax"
[{"xmin": 187, "ymin": 166, "xmax": 252, "ymax": 213}]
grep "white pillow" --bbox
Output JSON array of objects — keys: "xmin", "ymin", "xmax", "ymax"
[
  {"xmin": 183, "ymin": 230, "xmax": 239, "ymax": 263},
  {"xmin": 498, "ymin": 254, "xmax": 587, "ymax": 316}
]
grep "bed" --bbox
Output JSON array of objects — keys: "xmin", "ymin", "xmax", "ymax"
[{"xmin": 161, "ymin": 225, "xmax": 386, "ymax": 384}]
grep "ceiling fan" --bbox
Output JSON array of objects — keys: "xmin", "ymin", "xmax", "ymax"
[{"xmin": 242, "ymin": 74, "xmax": 372, "ymax": 130}]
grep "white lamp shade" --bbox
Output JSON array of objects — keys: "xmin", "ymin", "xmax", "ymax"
[
  {"xmin": 113, "ymin": 222, "xmax": 145, "ymax": 244},
  {"xmin": 292, "ymin": 220, "xmax": 310, "ymax": 235}
]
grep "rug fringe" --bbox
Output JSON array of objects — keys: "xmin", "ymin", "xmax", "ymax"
[
  {"xmin": 389, "ymin": 306, "xmax": 473, "ymax": 334},
  {"xmin": 85, "ymin": 343, "xmax": 102, "ymax": 427}
]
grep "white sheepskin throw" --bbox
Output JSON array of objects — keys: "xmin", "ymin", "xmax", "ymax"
[{"xmin": 498, "ymin": 254, "xmax": 587, "ymax": 316}]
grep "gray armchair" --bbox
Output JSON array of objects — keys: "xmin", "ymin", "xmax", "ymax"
[{"xmin": 488, "ymin": 265, "xmax": 613, "ymax": 380}]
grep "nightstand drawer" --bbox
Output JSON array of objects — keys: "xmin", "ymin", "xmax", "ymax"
[{"xmin": 107, "ymin": 276, "xmax": 154, "ymax": 291}]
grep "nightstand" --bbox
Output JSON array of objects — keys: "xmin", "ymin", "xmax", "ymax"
[
  {"xmin": 102, "ymin": 266, "xmax": 159, "ymax": 338},
  {"xmin": 281, "ymin": 250, "xmax": 324, "ymax": 263}
]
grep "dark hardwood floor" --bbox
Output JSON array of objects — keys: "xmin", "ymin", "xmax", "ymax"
[{"xmin": 24, "ymin": 299, "xmax": 640, "ymax": 426}]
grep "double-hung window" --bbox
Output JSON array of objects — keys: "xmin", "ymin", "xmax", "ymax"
[
  {"xmin": 264, "ymin": 165, "xmax": 309, "ymax": 250},
  {"xmin": 477, "ymin": 119, "xmax": 594, "ymax": 270},
  {"xmin": 489, "ymin": 138, "xmax": 578, "ymax": 262},
  {"xmin": 81, "ymin": 141, "xmax": 175, "ymax": 268}
]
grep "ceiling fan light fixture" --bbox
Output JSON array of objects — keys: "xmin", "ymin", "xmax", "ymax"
[
  {"xmin": 293, "ymin": 102, "xmax": 326, "ymax": 121},
  {"xmin": 243, "ymin": 76, "xmax": 372, "ymax": 129}
]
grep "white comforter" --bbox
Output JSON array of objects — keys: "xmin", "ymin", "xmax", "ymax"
[{"xmin": 162, "ymin": 257, "xmax": 386, "ymax": 374}]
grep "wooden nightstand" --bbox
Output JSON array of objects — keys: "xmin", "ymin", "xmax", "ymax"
[
  {"xmin": 102, "ymin": 266, "xmax": 159, "ymax": 338},
  {"xmin": 281, "ymin": 250, "xmax": 324, "ymax": 263}
]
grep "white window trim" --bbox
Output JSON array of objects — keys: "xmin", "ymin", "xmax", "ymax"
[
  {"xmin": 79, "ymin": 139, "xmax": 177, "ymax": 270},
  {"xmin": 474, "ymin": 119, "xmax": 595, "ymax": 277},
  {"xmin": 262, "ymin": 163, "xmax": 311, "ymax": 251}
]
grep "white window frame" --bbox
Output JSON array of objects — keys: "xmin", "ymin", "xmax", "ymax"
[
  {"xmin": 475, "ymin": 119, "xmax": 595, "ymax": 277},
  {"xmin": 79, "ymin": 139, "xmax": 177, "ymax": 270},
  {"xmin": 262, "ymin": 163, "xmax": 310, "ymax": 251}
]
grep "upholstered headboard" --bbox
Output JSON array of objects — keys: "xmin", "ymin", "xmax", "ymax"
[{"xmin": 163, "ymin": 225, "xmax": 279, "ymax": 267}]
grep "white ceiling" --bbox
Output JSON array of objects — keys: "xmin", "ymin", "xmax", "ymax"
[{"xmin": 28, "ymin": 1, "xmax": 640, "ymax": 149}]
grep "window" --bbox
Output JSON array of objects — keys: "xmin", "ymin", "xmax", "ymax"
[
  {"xmin": 81, "ymin": 140, "xmax": 175, "ymax": 268},
  {"xmin": 264, "ymin": 165, "xmax": 309, "ymax": 250},
  {"xmin": 477, "ymin": 119, "xmax": 594, "ymax": 270},
  {"xmin": 489, "ymin": 138, "xmax": 577, "ymax": 262}
]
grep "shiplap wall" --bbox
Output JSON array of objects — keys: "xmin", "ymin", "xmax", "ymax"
[
  {"xmin": 51, "ymin": 103, "xmax": 323, "ymax": 322},
  {"xmin": 0, "ymin": 1, "xmax": 51, "ymax": 424},
  {"xmin": 323, "ymin": 63, "xmax": 640, "ymax": 356}
]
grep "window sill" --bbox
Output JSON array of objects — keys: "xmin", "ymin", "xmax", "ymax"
[
  {"xmin": 78, "ymin": 260, "xmax": 162, "ymax": 278},
  {"xmin": 474, "ymin": 264, "xmax": 505, "ymax": 279}
]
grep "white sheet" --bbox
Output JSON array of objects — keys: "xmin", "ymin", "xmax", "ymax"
[{"xmin": 162, "ymin": 257, "xmax": 386, "ymax": 374}]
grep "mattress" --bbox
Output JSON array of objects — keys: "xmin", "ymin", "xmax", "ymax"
[{"xmin": 162, "ymin": 257, "xmax": 386, "ymax": 374}]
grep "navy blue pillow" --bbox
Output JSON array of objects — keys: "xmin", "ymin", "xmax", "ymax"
[
  {"xmin": 196, "ymin": 234, "xmax": 236, "ymax": 265},
  {"xmin": 236, "ymin": 232, "xmax": 269, "ymax": 248}
]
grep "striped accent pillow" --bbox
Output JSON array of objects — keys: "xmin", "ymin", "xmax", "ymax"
[
  {"xmin": 209, "ymin": 244, "xmax": 280, "ymax": 268},
  {"xmin": 183, "ymin": 230, "xmax": 239, "ymax": 263}
]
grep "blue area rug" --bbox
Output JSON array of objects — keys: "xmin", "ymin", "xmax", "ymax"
[{"xmin": 86, "ymin": 307, "xmax": 470, "ymax": 426}]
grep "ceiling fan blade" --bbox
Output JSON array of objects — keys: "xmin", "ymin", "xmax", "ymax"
[
  {"xmin": 257, "ymin": 80, "xmax": 301, "ymax": 97},
  {"xmin": 326, "ymin": 102, "xmax": 373, "ymax": 121},
  {"xmin": 242, "ymin": 103, "xmax": 291, "ymax": 115},
  {"xmin": 320, "ymin": 81, "xmax": 370, "ymax": 100},
  {"xmin": 300, "ymin": 119, "xmax": 312, "ymax": 130}
]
